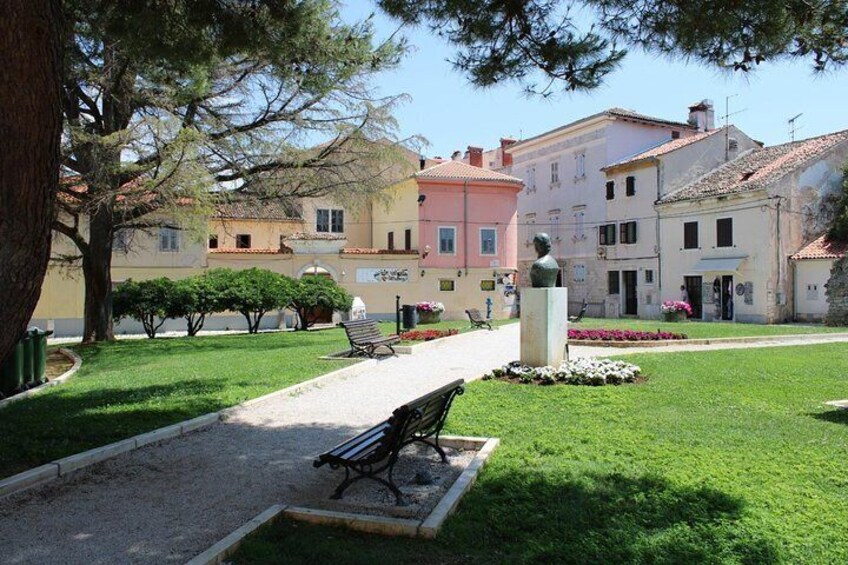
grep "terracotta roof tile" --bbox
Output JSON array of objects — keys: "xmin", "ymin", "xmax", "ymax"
[
  {"xmin": 209, "ymin": 247, "xmax": 292, "ymax": 254},
  {"xmin": 214, "ymin": 200, "xmax": 301, "ymax": 221},
  {"xmin": 341, "ymin": 248, "xmax": 419, "ymax": 255},
  {"xmin": 604, "ymin": 128, "xmax": 725, "ymax": 170},
  {"xmin": 790, "ymin": 235, "xmax": 848, "ymax": 260},
  {"xmin": 414, "ymin": 160, "xmax": 523, "ymax": 184},
  {"xmin": 659, "ymin": 129, "xmax": 848, "ymax": 203}
]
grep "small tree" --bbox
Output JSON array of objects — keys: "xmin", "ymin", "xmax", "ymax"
[
  {"xmin": 113, "ymin": 278, "xmax": 178, "ymax": 339},
  {"xmin": 169, "ymin": 274, "xmax": 226, "ymax": 337},
  {"xmin": 827, "ymin": 164, "xmax": 848, "ymax": 241},
  {"xmin": 289, "ymin": 277, "xmax": 353, "ymax": 331},
  {"xmin": 217, "ymin": 268, "xmax": 293, "ymax": 334}
]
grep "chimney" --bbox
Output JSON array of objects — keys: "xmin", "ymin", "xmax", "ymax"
[
  {"xmin": 687, "ymin": 99, "xmax": 715, "ymax": 132},
  {"xmin": 500, "ymin": 138, "xmax": 516, "ymax": 167},
  {"xmin": 467, "ymin": 146, "xmax": 483, "ymax": 168},
  {"xmin": 419, "ymin": 156, "xmax": 426, "ymax": 170}
]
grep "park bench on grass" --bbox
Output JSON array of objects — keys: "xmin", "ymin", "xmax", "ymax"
[
  {"xmin": 341, "ymin": 319, "xmax": 400, "ymax": 358},
  {"xmin": 569, "ymin": 299, "xmax": 588, "ymax": 323},
  {"xmin": 465, "ymin": 308, "xmax": 493, "ymax": 330},
  {"xmin": 313, "ymin": 379, "xmax": 465, "ymax": 504}
]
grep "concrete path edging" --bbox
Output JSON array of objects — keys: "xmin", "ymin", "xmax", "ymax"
[
  {"xmin": 185, "ymin": 504, "xmax": 288, "ymax": 565},
  {"xmin": 0, "ymin": 357, "xmax": 375, "ymax": 501},
  {"xmin": 0, "ymin": 348, "xmax": 82, "ymax": 411}
]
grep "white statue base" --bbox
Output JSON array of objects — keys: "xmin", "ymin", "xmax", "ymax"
[{"xmin": 520, "ymin": 287, "xmax": 568, "ymax": 367}]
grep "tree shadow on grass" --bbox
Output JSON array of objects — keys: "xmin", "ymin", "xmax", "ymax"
[{"xmin": 810, "ymin": 409, "xmax": 848, "ymax": 425}]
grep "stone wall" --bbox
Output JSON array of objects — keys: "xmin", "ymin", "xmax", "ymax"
[{"xmin": 825, "ymin": 256, "xmax": 848, "ymax": 325}]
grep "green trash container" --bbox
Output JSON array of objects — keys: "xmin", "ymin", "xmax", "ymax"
[
  {"xmin": 0, "ymin": 341, "xmax": 25, "ymax": 396},
  {"xmin": 29, "ymin": 327, "xmax": 54, "ymax": 385},
  {"xmin": 20, "ymin": 331, "xmax": 35, "ymax": 388}
]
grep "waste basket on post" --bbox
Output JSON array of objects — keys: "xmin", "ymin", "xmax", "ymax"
[
  {"xmin": 0, "ymin": 341, "xmax": 25, "ymax": 397},
  {"xmin": 21, "ymin": 331, "xmax": 35, "ymax": 388},
  {"xmin": 401, "ymin": 304, "xmax": 417, "ymax": 330},
  {"xmin": 29, "ymin": 327, "xmax": 54, "ymax": 385}
]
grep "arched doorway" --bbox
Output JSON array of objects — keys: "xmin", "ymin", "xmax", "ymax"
[{"xmin": 298, "ymin": 264, "xmax": 335, "ymax": 324}]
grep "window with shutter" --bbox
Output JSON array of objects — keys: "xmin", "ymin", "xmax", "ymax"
[
  {"xmin": 626, "ymin": 176, "xmax": 635, "ymax": 196},
  {"xmin": 236, "ymin": 234, "xmax": 251, "ymax": 249},
  {"xmin": 599, "ymin": 223, "xmax": 616, "ymax": 245},
  {"xmin": 404, "ymin": 229, "xmax": 412, "ymax": 250},
  {"xmin": 605, "ymin": 180, "xmax": 615, "ymax": 200},
  {"xmin": 208, "ymin": 234, "xmax": 218, "ymax": 249},
  {"xmin": 608, "ymin": 271, "xmax": 620, "ymax": 295},
  {"xmin": 387, "ymin": 231, "xmax": 394, "ymax": 250},
  {"xmin": 717, "ymin": 218, "xmax": 733, "ymax": 247},
  {"xmin": 683, "ymin": 222, "xmax": 699, "ymax": 249}
]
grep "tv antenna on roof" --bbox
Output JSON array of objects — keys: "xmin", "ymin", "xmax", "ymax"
[
  {"xmin": 722, "ymin": 94, "xmax": 746, "ymax": 161},
  {"xmin": 788, "ymin": 113, "xmax": 803, "ymax": 142}
]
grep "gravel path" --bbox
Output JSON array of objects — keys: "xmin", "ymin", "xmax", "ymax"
[{"xmin": 2, "ymin": 323, "xmax": 848, "ymax": 564}]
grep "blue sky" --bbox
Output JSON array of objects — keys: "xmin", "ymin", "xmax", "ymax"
[{"xmin": 342, "ymin": 2, "xmax": 848, "ymax": 158}]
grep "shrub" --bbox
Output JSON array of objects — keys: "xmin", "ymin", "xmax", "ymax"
[
  {"xmin": 399, "ymin": 328, "xmax": 458, "ymax": 341},
  {"xmin": 568, "ymin": 329, "xmax": 687, "ymax": 341},
  {"xmin": 215, "ymin": 268, "xmax": 293, "ymax": 333},
  {"xmin": 483, "ymin": 359, "xmax": 642, "ymax": 386},
  {"xmin": 289, "ymin": 276, "xmax": 353, "ymax": 331},
  {"xmin": 113, "ymin": 278, "xmax": 179, "ymax": 338},
  {"xmin": 168, "ymin": 274, "xmax": 228, "ymax": 336}
]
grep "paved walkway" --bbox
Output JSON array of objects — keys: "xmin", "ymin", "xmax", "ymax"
[{"xmin": 2, "ymin": 324, "xmax": 848, "ymax": 564}]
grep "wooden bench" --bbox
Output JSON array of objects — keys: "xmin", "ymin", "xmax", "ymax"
[
  {"xmin": 313, "ymin": 379, "xmax": 465, "ymax": 504},
  {"xmin": 341, "ymin": 319, "xmax": 400, "ymax": 358},
  {"xmin": 465, "ymin": 308, "xmax": 492, "ymax": 330},
  {"xmin": 569, "ymin": 299, "xmax": 588, "ymax": 323}
]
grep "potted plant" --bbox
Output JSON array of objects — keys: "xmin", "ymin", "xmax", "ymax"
[
  {"xmin": 661, "ymin": 300, "xmax": 693, "ymax": 322},
  {"xmin": 416, "ymin": 301, "xmax": 445, "ymax": 324}
]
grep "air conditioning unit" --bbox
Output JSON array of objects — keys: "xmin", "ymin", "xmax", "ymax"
[{"xmin": 596, "ymin": 247, "xmax": 606, "ymax": 259}]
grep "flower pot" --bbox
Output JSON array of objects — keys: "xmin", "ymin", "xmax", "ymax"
[
  {"xmin": 663, "ymin": 311, "xmax": 686, "ymax": 323},
  {"xmin": 417, "ymin": 311, "xmax": 441, "ymax": 324}
]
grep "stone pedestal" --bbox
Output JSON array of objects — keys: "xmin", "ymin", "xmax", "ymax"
[{"xmin": 520, "ymin": 287, "xmax": 568, "ymax": 367}]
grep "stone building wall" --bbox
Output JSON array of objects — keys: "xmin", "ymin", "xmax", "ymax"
[{"xmin": 826, "ymin": 256, "xmax": 848, "ymax": 325}]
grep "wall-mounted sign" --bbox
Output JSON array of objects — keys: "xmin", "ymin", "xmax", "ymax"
[{"xmin": 356, "ymin": 268, "xmax": 410, "ymax": 283}]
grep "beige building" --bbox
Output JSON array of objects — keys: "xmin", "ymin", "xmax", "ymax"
[
  {"xmin": 657, "ymin": 130, "xmax": 848, "ymax": 323},
  {"xmin": 790, "ymin": 235, "xmax": 847, "ymax": 322}
]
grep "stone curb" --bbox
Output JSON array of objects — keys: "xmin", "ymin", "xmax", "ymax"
[
  {"xmin": 0, "ymin": 356, "xmax": 375, "ymax": 501},
  {"xmin": 284, "ymin": 506, "xmax": 422, "ymax": 537},
  {"xmin": 185, "ymin": 504, "xmax": 287, "ymax": 565},
  {"xmin": 569, "ymin": 331, "xmax": 848, "ymax": 349},
  {"xmin": 0, "ymin": 348, "xmax": 82, "ymax": 411}
]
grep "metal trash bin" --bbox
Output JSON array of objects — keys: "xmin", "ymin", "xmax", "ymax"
[
  {"xmin": 29, "ymin": 327, "xmax": 54, "ymax": 385},
  {"xmin": 0, "ymin": 341, "xmax": 25, "ymax": 396},
  {"xmin": 21, "ymin": 331, "xmax": 35, "ymax": 388},
  {"xmin": 401, "ymin": 304, "xmax": 417, "ymax": 330}
]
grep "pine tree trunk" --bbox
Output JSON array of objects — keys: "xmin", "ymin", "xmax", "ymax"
[
  {"xmin": 81, "ymin": 206, "xmax": 115, "ymax": 342},
  {"xmin": 0, "ymin": 0, "xmax": 63, "ymax": 365}
]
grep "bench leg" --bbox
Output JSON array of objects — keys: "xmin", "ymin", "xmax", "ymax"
[
  {"xmin": 330, "ymin": 465, "xmax": 404, "ymax": 505},
  {"xmin": 414, "ymin": 437, "xmax": 448, "ymax": 463}
]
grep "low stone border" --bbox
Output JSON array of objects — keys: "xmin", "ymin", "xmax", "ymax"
[
  {"xmin": 825, "ymin": 399, "xmax": 848, "ymax": 410},
  {"xmin": 286, "ymin": 436, "xmax": 499, "ymax": 539},
  {"xmin": 185, "ymin": 504, "xmax": 288, "ymax": 565},
  {"xmin": 320, "ymin": 328, "xmax": 492, "ymax": 359},
  {"xmin": 0, "ymin": 348, "xmax": 82, "ymax": 411},
  {"xmin": 569, "ymin": 331, "xmax": 848, "ymax": 348},
  {"xmin": 0, "ymin": 357, "xmax": 377, "ymax": 501}
]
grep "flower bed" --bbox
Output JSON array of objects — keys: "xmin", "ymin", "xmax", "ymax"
[
  {"xmin": 484, "ymin": 358, "xmax": 642, "ymax": 386},
  {"xmin": 399, "ymin": 328, "xmax": 459, "ymax": 342},
  {"xmin": 416, "ymin": 301, "xmax": 445, "ymax": 324},
  {"xmin": 568, "ymin": 329, "xmax": 687, "ymax": 341}
]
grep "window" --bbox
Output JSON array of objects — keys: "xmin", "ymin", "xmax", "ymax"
[
  {"xmin": 438, "ymin": 227, "xmax": 456, "ymax": 254},
  {"xmin": 717, "ymin": 218, "xmax": 733, "ymax": 247},
  {"xmin": 387, "ymin": 231, "xmax": 394, "ymax": 251},
  {"xmin": 683, "ymin": 221, "xmax": 699, "ymax": 249},
  {"xmin": 550, "ymin": 161, "xmax": 559, "ymax": 184},
  {"xmin": 606, "ymin": 180, "xmax": 615, "ymax": 200},
  {"xmin": 404, "ymin": 229, "xmax": 412, "ymax": 251},
  {"xmin": 575, "ymin": 152, "xmax": 586, "ymax": 178},
  {"xmin": 548, "ymin": 211, "xmax": 560, "ymax": 241},
  {"xmin": 208, "ymin": 234, "xmax": 218, "ymax": 249},
  {"xmin": 620, "ymin": 221, "xmax": 637, "ymax": 244},
  {"xmin": 527, "ymin": 166, "xmax": 536, "ymax": 191},
  {"xmin": 573, "ymin": 264, "xmax": 586, "ymax": 283},
  {"xmin": 480, "ymin": 228, "xmax": 497, "ymax": 255},
  {"xmin": 480, "ymin": 280, "xmax": 496, "ymax": 291},
  {"xmin": 573, "ymin": 208, "xmax": 585, "ymax": 240},
  {"xmin": 671, "ymin": 130, "xmax": 681, "ymax": 139},
  {"xmin": 608, "ymin": 271, "xmax": 620, "ymax": 295},
  {"xmin": 599, "ymin": 223, "xmax": 616, "ymax": 246},
  {"xmin": 524, "ymin": 213, "xmax": 536, "ymax": 244},
  {"xmin": 645, "ymin": 269, "xmax": 654, "ymax": 284},
  {"xmin": 626, "ymin": 176, "xmax": 636, "ymax": 196},
  {"xmin": 317, "ymin": 209, "xmax": 344, "ymax": 233},
  {"xmin": 114, "ymin": 229, "xmax": 129, "ymax": 252},
  {"xmin": 439, "ymin": 279, "xmax": 455, "ymax": 292},
  {"xmin": 158, "ymin": 227, "xmax": 179, "ymax": 252},
  {"xmin": 236, "ymin": 234, "xmax": 251, "ymax": 249}
]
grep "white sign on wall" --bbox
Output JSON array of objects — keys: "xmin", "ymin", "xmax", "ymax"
[{"xmin": 356, "ymin": 268, "xmax": 410, "ymax": 283}]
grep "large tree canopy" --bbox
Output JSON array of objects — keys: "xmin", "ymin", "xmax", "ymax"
[
  {"xmin": 56, "ymin": 0, "xmax": 409, "ymax": 342},
  {"xmin": 379, "ymin": 0, "xmax": 848, "ymax": 93}
]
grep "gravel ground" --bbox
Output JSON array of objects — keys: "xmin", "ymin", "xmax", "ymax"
[{"xmin": 2, "ymin": 324, "xmax": 847, "ymax": 565}]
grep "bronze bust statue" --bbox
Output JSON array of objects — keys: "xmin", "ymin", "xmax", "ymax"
[{"xmin": 529, "ymin": 233, "xmax": 559, "ymax": 288}]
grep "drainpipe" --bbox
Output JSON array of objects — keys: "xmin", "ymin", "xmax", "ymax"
[
  {"xmin": 464, "ymin": 180, "xmax": 469, "ymax": 275},
  {"xmin": 655, "ymin": 161, "xmax": 663, "ymax": 298}
]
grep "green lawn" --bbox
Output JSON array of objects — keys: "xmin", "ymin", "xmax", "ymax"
[
  {"xmin": 573, "ymin": 317, "xmax": 847, "ymax": 339},
  {"xmin": 234, "ymin": 344, "xmax": 848, "ymax": 564},
  {"xmin": 0, "ymin": 329, "xmax": 357, "ymax": 479}
]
